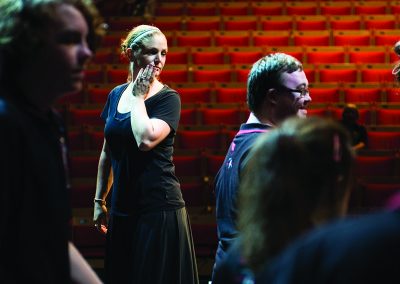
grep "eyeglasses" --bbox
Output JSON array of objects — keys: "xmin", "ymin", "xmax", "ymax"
[{"xmin": 278, "ymin": 85, "xmax": 310, "ymax": 98}]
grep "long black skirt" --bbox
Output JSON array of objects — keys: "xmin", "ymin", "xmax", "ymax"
[{"xmin": 104, "ymin": 207, "xmax": 199, "ymax": 284}]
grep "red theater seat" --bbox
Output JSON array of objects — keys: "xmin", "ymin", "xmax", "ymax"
[
  {"xmin": 354, "ymin": 4, "xmax": 387, "ymax": 15},
  {"xmin": 180, "ymin": 108, "xmax": 198, "ymax": 126},
  {"xmin": 260, "ymin": 17, "xmax": 293, "ymax": 31},
  {"xmin": 361, "ymin": 68, "xmax": 395, "ymax": 83},
  {"xmin": 191, "ymin": 49, "xmax": 225, "ymax": 65},
  {"xmin": 343, "ymin": 88, "xmax": 381, "ymax": 103},
  {"xmin": 364, "ymin": 17, "xmax": 396, "ymax": 30},
  {"xmin": 215, "ymin": 87, "xmax": 247, "ymax": 103},
  {"xmin": 374, "ymin": 32, "xmax": 399, "ymax": 46},
  {"xmin": 192, "ymin": 68, "xmax": 232, "ymax": 83},
  {"xmin": 355, "ymin": 156, "xmax": 396, "ymax": 177},
  {"xmin": 223, "ymin": 17, "xmax": 257, "ymax": 31},
  {"xmin": 304, "ymin": 68, "xmax": 316, "ymax": 83},
  {"xmin": 368, "ymin": 131, "xmax": 400, "ymax": 151},
  {"xmin": 107, "ymin": 17, "xmax": 142, "ymax": 31},
  {"xmin": 84, "ymin": 67, "xmax": 104, "ymax": 84},
  {"xmin": 152, "ymin": 18, "xmax": 182, "ymax": 32},
  {"xmin": 295, "ymin": 17, "xmax": 327, "ymax": 31},
  {"xmin": 177, "ymin": 87, "xmax": 212, "ymax": 104},
  {"xmin": 87, "ymin": 85, "xmax": 112, "ymax": 104},
  {"xmin": 106, "ymin": 67, "xmax": 129, "ymax": 84},
  {"xmin": 376, "ymin": 109, "xmax": 400, "ymax": 125},
  {"xmin": 320, "ymin": 3, "xmax": 352, "ymax": 15},
  {"xmin": 308, "ymin": 87, "xmax": 340, "ymax": 103},
  {"xmin": 253, "ymin": 31, "xmax": 290, "ymax": 46},
  {"xmin": 176, "ymin": 32, "xmax": 212, "ymax": 47},
  {"xmin": 306, "ymin": 50, "xmax": 345, "ymax": 64},
  {"xmin": 228, "ymin": 50, "xmax": 263, "ymax": 64},
  {"xmin": 386, "ymin": 88, "xmax": 400, "ymax": 103},
  {"xmin": 201, "ymin": 108, "xmax": 242, "ymax": 126},
  {"xmin": 69, "ymin": 108, "xmax": 103, "ymax": 126},
  {"xmin": 155, "ymin": 4, "xmax": 184, "ymax": 16},
  {"xmin": 215, "ymin": 32, "xmax": 250, "ymax": 47},
  {"xmin": 330, "ymin": 16, "xmax": 362, "ymax": 30},
  {"xmin": 68, "ymin": 129, "xmax": 86, "ymax": 151},
  {"xmin": 167, "ymin": 49, "xmax": 189, "ymax": 64},
  {"xmin": 177, "ymin": 130, "xmax": 221, "ymax": 151},
  {"xmin": 101, "ymin": 33, "xmax": 124, "ymax": 48},
  {"xmin": 348, "ymin": 49, "xmax": 386, "ymax": 64},
  {"xmin": 293, "ymin": 31, "xmax": 330, "ymax": 46},
  {"xmin": 186, "ymin": 3, "xmax": 217, "ymax": 16},
  {"xmin": 56, "ymin": 91, "xmax": 84, "ymax": 105},
  {"xmin": 91, "ymin": 48, "xmax": 114, "ymax": 64},
  {"xmin": 333, "ymin": 31, "xmax": 371, "ymax": 46},
  {"xmin": 70, "ymin": 155, "xmax": 99, "ymax": 179},
  {"xmin": 319, "ymin": 68, "xmax": 358, "ymax": 83},
  {"xmin": 161, "ymin": 69, "xmax": 188, "ymax": 84},
  {"xmin": 185, "ymin": 17, "xmax": 220, "ymax": 31},
  {"xmin": 219, "ymin": 3, "xmax": 250, "ymax": 16},
  {"xmin": 286, "ymin": 3, "xmax": 317, "ymax": 15},
  {"xmin": 235, "ymin": 68, "xmax": 250, "ymax": 83},
  {"xmin": 251, "ymin": 3, "xmax": 284, "ymax": 16}
]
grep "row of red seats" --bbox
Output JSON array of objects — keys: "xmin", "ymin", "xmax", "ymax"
[
  {"xmin": 101, "ymin": 29, "xmax": 400, "ymax": 48},
  {"xmin": 83, "ymin": 63, "xmax": 398, "ymax": 84},
  {"xmin": 179, "ymin": 107, "xmax": 400, "ymax": 127},
  {"xmin": 107, "ymin": 14, "xmax": 400, "ymax": 32},
  {"xmin": 63, "ymin": 105, "xmax": 400, "ymax": 128},
  {"xmin": 152, "ymin": 1, "xmax": 400, "ymax": 17},
  {"xmin": 91, "ymin": 46, "xmax": 398, "ymax": 65},
  {"xmin": 68, "ymin": 152, "xmax": 400, "ymax": 187},
  {"xmin": 57, "ymin": 82, "xmax": 400, "ymax": 106},
  {"xmin": 67, "ymin": 125, "xmax": 400, "ymax": 153}
]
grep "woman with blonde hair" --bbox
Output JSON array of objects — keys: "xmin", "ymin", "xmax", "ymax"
[{"xmin": 93, "ymin": 24, "xmax": 198, "ymax": 284}]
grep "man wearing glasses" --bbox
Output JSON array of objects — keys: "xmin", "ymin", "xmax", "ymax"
[{"xmin": 212, "ymin": 53, "xmax": 312, "ymax": 281}]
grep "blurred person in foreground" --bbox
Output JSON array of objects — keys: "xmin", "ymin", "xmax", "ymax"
[
  {"xmin": 0, "ymin": 0, "xmax": 104, "ymax": 283},
  {"xmin": 213, "ymin": 116, "xmax": 355, "ymax": 283},
  {"xmin": 255, "ymin": 40, "xmax": 400, "ymax": 284}
]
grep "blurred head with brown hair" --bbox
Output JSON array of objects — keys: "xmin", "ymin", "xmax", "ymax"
[
  {"xmin": 0, "ymin": 0, "xmax": 103, "ymax": 107},
  {"xmin": 238, "ymin": 116, "xmax": 355, "ymax": 272}
]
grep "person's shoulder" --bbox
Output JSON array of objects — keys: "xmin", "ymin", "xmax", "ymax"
[
  {"xmin": 256, "ymin": 210, "xmax": 400, "ymax": 283},
  {"xmin": 160, "ymin": 85, "xmax": 179, "ymax": 98},
  {"xmin": 301, "ymin": 210, "xmax": 400, "ymax": 244}
]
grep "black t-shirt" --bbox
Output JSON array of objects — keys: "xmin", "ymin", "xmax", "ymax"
[
  {"xmin": 0, "ymin": 96, "xmax": 71, "ymax": 283},
  {"xmin": 101, "ymin": 83, "xmax": 184, "ymax": 215}
]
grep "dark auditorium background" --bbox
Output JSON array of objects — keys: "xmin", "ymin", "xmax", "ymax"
[{"xmin": 62, "ymin": 0, "xmax": 400, "ymax": 282}]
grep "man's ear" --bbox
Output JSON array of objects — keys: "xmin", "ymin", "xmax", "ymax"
[{"xmin": 266, "ymin": 88, "xmax": 278, "ymax": 105}]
